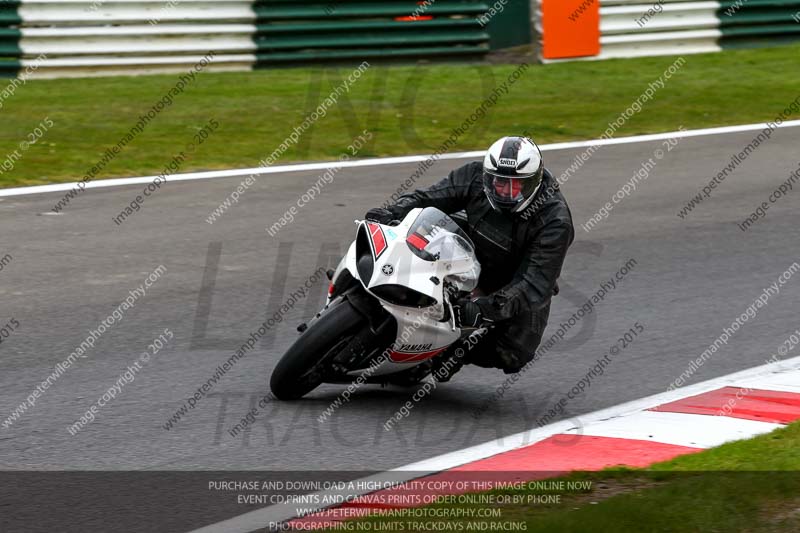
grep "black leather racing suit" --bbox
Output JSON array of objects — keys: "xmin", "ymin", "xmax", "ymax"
[{"xmin": 385, "ymin": 161, "xmax": 574, "ymax": 373}]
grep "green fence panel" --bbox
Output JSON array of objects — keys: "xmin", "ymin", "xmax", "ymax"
[
  {"xmin": 0, "ymin": 1, "xmax": 20, "ymax": 78},
  {"xmin": 252, "ymin": 0, "xmax": 495, "ymax": 67},
  {"xmin": 719, "ymin": 0, "xmax": 800, "ymax": 49},
  {"xmin": 253, "ymin": 0, "xmax": 490, "ymax": 19},
  {"xmin": 485, "ymin": 0, "xmax": 532, "ymax": 50},
  {"xmin": 0, "ymin": 1, "xmax": 534, "ymax": 77},
  {"xmin": 0, "ymin": 1, "xmax": 21, "ymax": 25}
]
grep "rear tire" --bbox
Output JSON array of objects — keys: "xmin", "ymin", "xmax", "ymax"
[{"xmin": 269, "ymin": 299, "xmax": 366, "ymax": 400}]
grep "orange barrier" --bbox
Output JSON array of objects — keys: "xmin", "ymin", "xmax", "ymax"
[{"xmin": 541, "ymin": 0, "xmax": 600, "ymax": 59}]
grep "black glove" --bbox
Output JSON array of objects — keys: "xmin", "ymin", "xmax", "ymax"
[
  {"xmin": 454, "ymin": 299, "xmax": 492, "ymax": 328},
  {"xmin": 365, "ymin": 207, "xmax": 396, "ymax": 224}
]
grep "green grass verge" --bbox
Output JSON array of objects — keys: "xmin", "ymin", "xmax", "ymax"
[
  {"xmin": 1, "ymin": 44, "xmax": 800, "ymax": 188},
  {"xmin": 341, "ymin": 421, "xmax": 800, "ymax": 533}
]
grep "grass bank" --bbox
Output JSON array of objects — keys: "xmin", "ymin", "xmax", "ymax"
[{"xmin": 1, "ymin": 44, "xmax": 799, "ymax": 188}]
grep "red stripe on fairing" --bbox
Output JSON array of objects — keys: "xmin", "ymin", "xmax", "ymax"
[
  {"xmin": 367, "ymin": 222, "xmax": 387, "ymax": 259},
  {"xmin": 288, "ymin": 435, "xmax": 700, "ymax": 528},
  {"xmin": 388, "ymin": 347, "xmax": 446, "ymax": 363},
  {"xmin": 650, "ymin": 386, "xmax": 800, "ymax": 424}
]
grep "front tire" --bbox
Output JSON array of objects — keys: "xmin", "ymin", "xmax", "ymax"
[{"xmin": 269, "ymin": 299, "xmax": 366, "ymax": 400}]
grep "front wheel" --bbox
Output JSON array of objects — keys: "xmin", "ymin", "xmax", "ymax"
[{"xmin": 269, "ymin": 298, "xmax": 366, "ymax": 400}]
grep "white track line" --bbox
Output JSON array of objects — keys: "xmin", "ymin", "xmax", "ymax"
[
  {"xmin": 4, "ymin": 120, "xmax": 800, "ymax": 199},
  {"xmin": 187, "ymin": 355, "xmax": 800, "ymax": 533}
]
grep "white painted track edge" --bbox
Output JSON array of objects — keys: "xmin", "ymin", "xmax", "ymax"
[{"xmin": 3, "ymin": 120, "xmax": 800, "ymax": 199}]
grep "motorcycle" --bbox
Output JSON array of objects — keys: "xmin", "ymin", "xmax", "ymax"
[{"xmin": 269, "ymin": 207, "xmax": 482, "ymax": 400}]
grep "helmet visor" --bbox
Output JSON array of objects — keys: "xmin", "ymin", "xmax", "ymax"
[
  {"xmin": 482, "ymin": 171, "xmax": 542, "ymax": 210},
  {"xmin": 493, "ymin": 177, "xmax": 524, "ymax": 200}
]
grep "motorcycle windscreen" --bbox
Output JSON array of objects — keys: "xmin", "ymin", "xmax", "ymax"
[
  {"xmin": 405, "ymin": 208, "xmax": 475, "ymax": 260},
  {"xmin": 405, "ymin": 208, "xmax": 479, "ymax": 292}
]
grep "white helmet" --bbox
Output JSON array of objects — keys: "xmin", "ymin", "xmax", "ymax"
[{"xmin": 482, "ymin": 136, "xmax": 544, "ymax": 214}]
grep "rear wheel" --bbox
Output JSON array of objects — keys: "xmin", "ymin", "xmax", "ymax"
[{"xmin": 269, "ymin": 299, "xmax": 366, "ymax": 400}]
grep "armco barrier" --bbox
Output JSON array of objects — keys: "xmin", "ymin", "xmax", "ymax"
[
  {"xmin": 0, "ymin": 0, "xmax": 529, "ymax": 78},
  {"xmin": 539, "ymin": 0, "xmax": 800, "ymax": 60}
]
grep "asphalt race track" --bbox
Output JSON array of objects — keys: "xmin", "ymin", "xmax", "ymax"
[{"xmin": 1, "ymin": 125, "xmax": 799, "ymax": 531}]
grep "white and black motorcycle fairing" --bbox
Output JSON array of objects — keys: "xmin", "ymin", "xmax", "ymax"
[{"xmin": 270, "ymin": 207, "xmax": 481, "ymax": 400}]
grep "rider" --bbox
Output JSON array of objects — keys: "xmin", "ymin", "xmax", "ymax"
[{"xmin": 365, "ymin": 136, "xmax": 574, "ymax": 379}]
